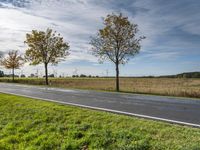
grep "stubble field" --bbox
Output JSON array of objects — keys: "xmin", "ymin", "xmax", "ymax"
[{"xmin": 0, "ymin": 77, "xmax": 200, "ymax": 98}]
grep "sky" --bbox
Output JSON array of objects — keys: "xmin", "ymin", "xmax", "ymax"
[{"xmin": 0, "ymin": 0, "xmax": 199, "ymax": 77}]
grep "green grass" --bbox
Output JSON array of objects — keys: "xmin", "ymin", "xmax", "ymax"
[{"xmin": 0, "ymin": 93, "xmax": 200, "ymax": 150}]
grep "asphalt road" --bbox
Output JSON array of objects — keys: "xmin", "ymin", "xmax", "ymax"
[{"xmin": 0, "ymin": 83, "xmax": 200, "ymax": 127}]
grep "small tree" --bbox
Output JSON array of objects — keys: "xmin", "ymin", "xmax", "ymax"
[
  {"xmin": 0, "ymin": 50, "xmax": 23, "ymax": 81},
  {"xmin": 90, "ymin": 13, "xmax": 145, "ymax": 91},
  {"xmin": 0, "ymin": 70, "xmax": 4, "ymax": 77},
  {"xmin": 25, "ymin": 28, "xmax": 70, "ymax": 85},
  {"xmin": 0, "ymin": 51, "xmax": 3, "ymax": 59}
]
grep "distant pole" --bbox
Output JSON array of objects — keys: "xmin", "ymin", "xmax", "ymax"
[
  {"xmin": 40, "ymin": 72, "xmax": 43, "ymax": 78},
  {"xmin": 106, "ymin": 69, "xmax": 109, "ymax": 77},
  {"xmin": 101, "ymin": 72, "xmax": 104, "ymax": 77},
  {"xmin": 73, "ymin": 68, "xmax": 78, "ymax": 76},
  {"xmin": 62, "ymin": 73, "xmax": 65, "ymax": 78},
  {"xmin": 21, "ymin": 69, "xmax": 24, "ymax": 77},
  {"xmin": 55, "ymin": 70, "xmax": 57, "ymax": 78},
  {"xmin": 52, "ymin": 68, "xmax": 58, "ymax": 78},
  {"xmin": 36, "ymin": 69, "xmax": 39, "ymax": 78}
]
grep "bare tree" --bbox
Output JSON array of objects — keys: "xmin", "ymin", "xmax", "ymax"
[
  {"xmin": 1, "ymin": 50, "xmax": 23, "ymax": 82},
  {"xmin": 24, "ymin": 28, "xmax": 70, "ymax": 85},
  {"xmin": 90, "ymin": 13, "xmax": 145, "ymax": 91}
]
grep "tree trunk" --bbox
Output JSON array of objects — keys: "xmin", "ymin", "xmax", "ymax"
[
  {"xmin": 115, "ymin": 62, "xmax": 119, "ymax": 92},
  {"xmin": 12, "ymin": 67, "xmax": 14, "ymax": 82},
  {"xmin": 45, "ymin": 63, "xmax": 49, "ymax": 85}
]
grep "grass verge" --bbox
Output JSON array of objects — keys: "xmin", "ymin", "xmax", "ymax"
[{"xmin": 0, "ymin": 93, "xmax": 200, "ymax": 150}]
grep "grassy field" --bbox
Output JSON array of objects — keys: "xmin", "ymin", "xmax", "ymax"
[
  {"xmin": 0, "ymin": 93, "xmax": 200, "ymax": 149},
  {"xmin": 0, "ymin": 77, "xmax": 200, "ymax": 98}
]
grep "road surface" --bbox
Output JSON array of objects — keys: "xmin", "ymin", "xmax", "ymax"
[{"xmin": 0, "ymin": 83, "xmax": 200, "ymax": 127}]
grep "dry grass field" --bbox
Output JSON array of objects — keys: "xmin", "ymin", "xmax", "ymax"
[{"xmin": 0, "ymin": 77, "xmax": 200, "ymax": 98}]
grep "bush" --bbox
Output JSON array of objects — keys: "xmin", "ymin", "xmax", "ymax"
[
  {"xmin": 80, "ymin": 74, "xmax": 87, "ymax": 78},
  {"xmin": 0, "ymin": 70, "xmax": 4, "ymax": 77}
]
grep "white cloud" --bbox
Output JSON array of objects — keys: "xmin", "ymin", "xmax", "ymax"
[{"xmin": 0, "ymin": 0, "xmax": 199, "ymax": 76}]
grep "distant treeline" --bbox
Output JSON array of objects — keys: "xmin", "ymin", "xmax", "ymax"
[
  {"xmin": 81, "ymin": 72, "xmax": 200, "ymax": 78},
  {"xmin": 102, "ymin": 72, "xmax": 200, "ymax": 78},
  {"xmin": 0, "ymin": 70, "xmax": 200, "ymax": 78},
  {"xmin": 158, "ymin": 72, "xmax": 200, "ymax": 78}
]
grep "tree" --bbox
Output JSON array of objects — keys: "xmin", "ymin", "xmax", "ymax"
[
  {"xmin": 25, "ymin": 28, "xmax": 70, "ymax": 85},
  {"xmin": 20, "ymin": 74, "xmax": 26, "ymax": 78},
  {"xmin": 0, "ymin": 51, "xmax": 3, "ymax": 59},
  {"xmin": 90, "ymin": 13, "xmax": 145, "ymax": 91},
  {"xmin": 0, "ymin": 70, "xmax": 4, "ymax": 77},
  {"xmin": 0, "ymin": 50, "xmax": 23, "ymax": 81}
]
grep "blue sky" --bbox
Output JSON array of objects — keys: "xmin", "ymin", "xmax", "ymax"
[{"xmin": 0, "ymin": 0, "xmax": 199, "ymax": 76}]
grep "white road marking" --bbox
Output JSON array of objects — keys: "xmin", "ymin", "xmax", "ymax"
[{"xmin": 1, "ymin": 91, "xmax": 200, "ymax": 128}]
